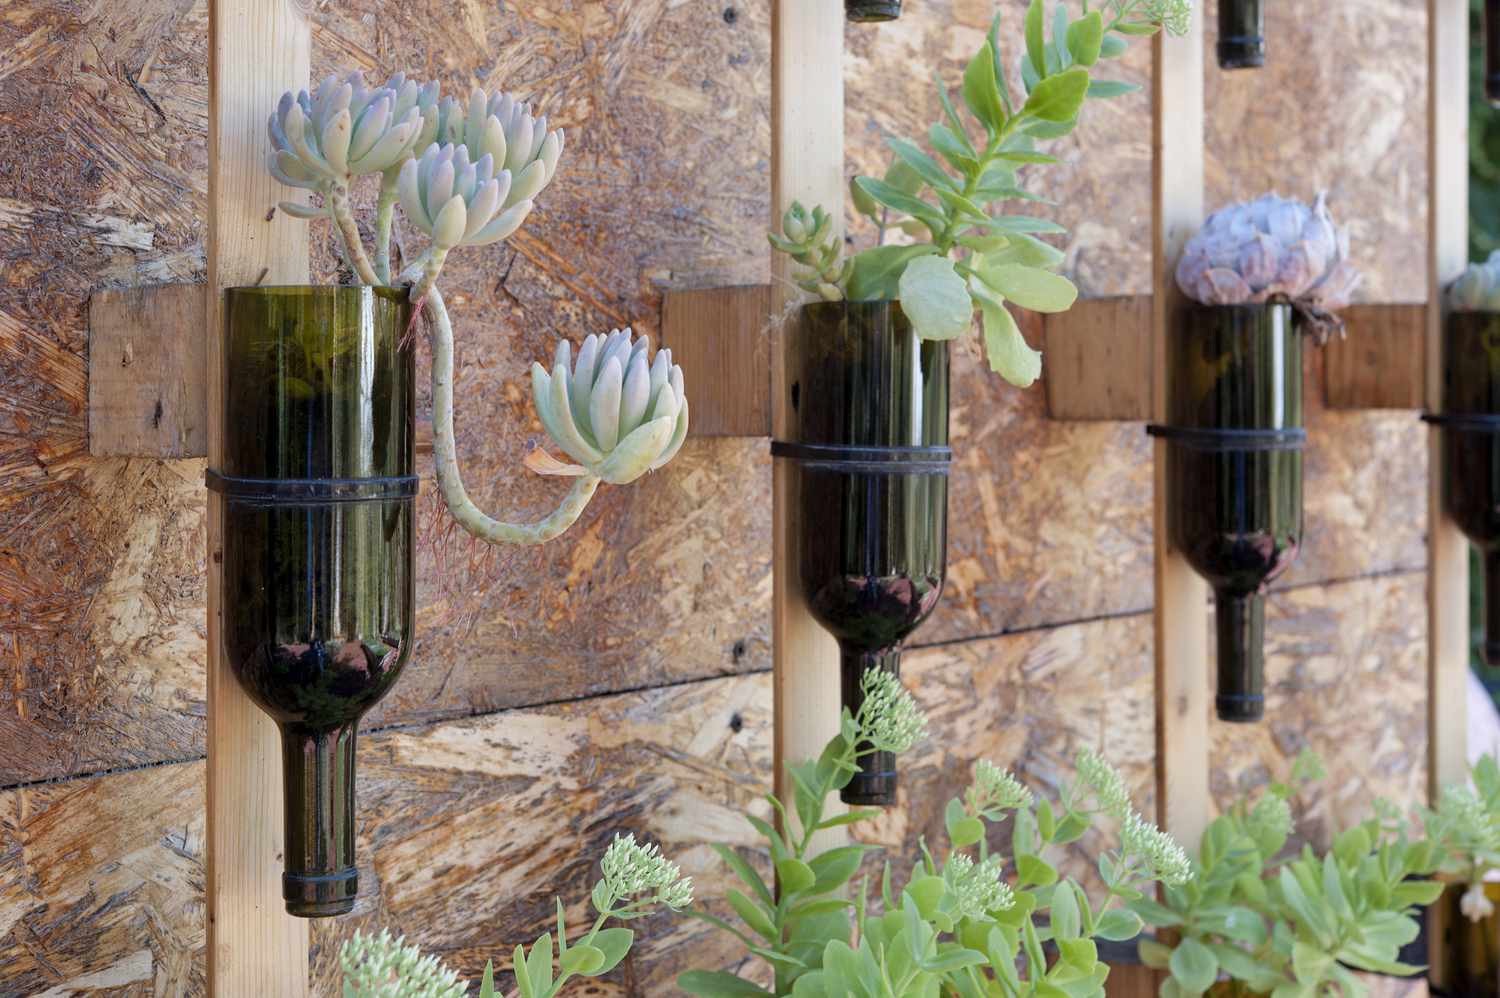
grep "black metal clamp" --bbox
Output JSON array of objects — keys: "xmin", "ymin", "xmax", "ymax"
[
  {"xmin": 1145, "ymin": 425, "xmax": 1307, "ymax": 452},
  {"xmin": 770, "ymin": 441, "xmax": 953, "ymax": 474},
  {"xmin": 205, "ymin": 470, "xmax": 419, "ymax": 504}
]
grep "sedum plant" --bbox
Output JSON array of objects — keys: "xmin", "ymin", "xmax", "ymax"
[
  {"xmin": 1422, "ymin": 753, "xmax": 1500, "ymax": 922},
  {"xmin": 1448, "ymin": 249, "xmax": 1500, "ymax": 311},
  {"xmin": 677, "ymin": 668, "xmax": 1192, "ymax": 998},
  {"xmin": 340, "ymin": 833, "xmax": 692, "ymax": 997},
  {"xmin": 265, "ymin": 71, "xmax": 687, "ymax": 546},
  {"xmin": 1174, "ymin": 193, "xmax": 1362, "ymax": 342},
  {"xmin": 1130, "ymin": 753, "xmax": 1442, "ymax": 998},
  {"xmin": 769, "ymin": 0, "xmax": 1194, "ymax": 388}
]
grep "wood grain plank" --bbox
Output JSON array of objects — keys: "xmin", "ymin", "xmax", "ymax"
[
  {"xmin": 88, "ymin": 284, "xmax": 207, "ymax": 458},
  {"xmin": 205, "ymin": 0, "xmax": 311, "ymax": 992},
  {"xmin": 1043, "ymin": 295, "xmax": 1153, "ymax": 422},
  {"xmin": 1427, "ymin": 0, "xmax": 1469, "ymax": 800},
  {"xmin": 1323, "ymin": 303, "xmax": 1425, "ymax": 411},
  {"xmin": 1151, "ymin": 14, "xmax": 1211, "ymax": 852},
  {"xmin": 661, "ymin": 285, "xmax": 772, "ymax": 437},
  {"xmin": 770, "ymin": 0, "xmax": 846, "ymax": 843}
]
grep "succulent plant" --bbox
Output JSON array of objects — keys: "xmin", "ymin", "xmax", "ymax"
[
  {"xmin": 1449, "ymin": 249, "xmax": 1500, "ymax": 311},
  {"xmin": 396, "ymin": 143, "xmax": 533, "ymax": 253},
  {"xmin": 767, "ymin": 0, "xmax": 1194, "ymax": 388},
  {"xmin": 264, "ymin": 72, "xmax": 688, "ymax": 549},
  {"xmin": 531, "ymin": 329, "xmax": 689, "ymax": 486},
  {"xmin": 1175, "ymin": 192, "xmax": 1363, "ymax": 340}
]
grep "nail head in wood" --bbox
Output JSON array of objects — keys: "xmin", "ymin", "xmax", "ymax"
[
  {"xmin": 661, "ymin": 284, "xmax": 772, "ymax": 437},
  {"xmin": 88, "ymin": 283, "xmax": 208, "ymax": 458},
  {"xmin": 1042, "ymin": 294, "xmax": 1153, "ymax": 422}
]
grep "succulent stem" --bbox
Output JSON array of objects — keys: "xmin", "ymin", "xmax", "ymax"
[
  {"xmin": 373, "ymin": 175, "xmax": 399, "ymax": 284},
  {"xmin": 426, "ymin": 283, "xmax": 603, "ymax": 544},
  {"xmin": 329, "ymin": 183, "xmax": 381, "ymax": 286}
]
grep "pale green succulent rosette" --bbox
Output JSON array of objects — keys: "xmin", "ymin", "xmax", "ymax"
[
  {"xmin": 1450, "ymin": 250, "xmax": 1500, "ymax": 311},
  {"xmin": 530, "ymin": 328, "xmax": 690, "ymax": 486}
]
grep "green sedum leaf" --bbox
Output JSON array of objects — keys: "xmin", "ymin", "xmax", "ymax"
[
  {"xmin": 1169, "ymin": 937, "xmax": 1219, "ymax": 993},
  {"xmin": 979, "ymin": 301, "xmax": 1042, "ymax": 388},
  {"xmin": 678, "ymin": 970, "xmax": 776, "ymax": 997},
  {"xmin": 1066, "ymin": 11, "xmax": 1104, "ymax": 67},
  {"xmin": 899, "ymin": 256, "xmax": 973, "ymax": 342},
  {"xmin": 962, "ymin": 41, "xmax": 1006, "ymax": 136},
  {"xmin": 980, "ymin": 264, "xmax": 1077, "ymax": 313},
  {"xmin": 1022, "ymin": 68, "xmax": 1090, "ymax": 123}
]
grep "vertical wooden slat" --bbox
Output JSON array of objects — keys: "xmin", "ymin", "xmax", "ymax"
[
  {"xmin": 206, "ymin": 1, "xmax": 311, "ymax": 993},
  {"xmin": 771, "ymin": 1, "xmax": 846, "ymax": 836},
  {"xmin": 1151, "ymin": 15, "xmax": 1211, "ymax": 850},
  {"xmin": 1428, "ymin": 0, "xmax": 1469, "ymax": 799}
]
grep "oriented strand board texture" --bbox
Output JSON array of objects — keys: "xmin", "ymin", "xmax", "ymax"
[{"xmin": 0, "ymin": 0, "xmax": 1434, "ymax": 995}]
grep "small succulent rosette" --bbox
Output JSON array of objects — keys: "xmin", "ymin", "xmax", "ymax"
[
  {"xmin": 1449, "ymin": 251, "xmax": 1500, "ymax": 312},
  {"xmin": 529, "ymin": 328, "xmax": 689, "ymax": 485},
  {"xmin": 1175, "ymin": 192, "xmax": 1363, "ymax": 343}
]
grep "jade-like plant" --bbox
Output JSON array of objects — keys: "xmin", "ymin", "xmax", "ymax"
[
  {"xmin": 676, "ymin": 668, "xmax": 1192, "ymax": 998},
  {"xmin": 1174, "ymin": 193, "xmax": 1362, "ymax": 342},
  {"xmin": 1449, "ymin": 250, "xmax": 1500, "ymax": 311},
  {"xmin": 1130, "ymin": 753, "xmax": 1442, "ymax": 997},
  {"xmin": 1423, "ymin": 753, "xmax": 1500, "ymax": 922},
  {"xmin": 339, "ymin": 832, "xmax": 693, "ymax": 997},
  {"xmin": 769, "ymin": 0, "xmax": 1194, "ymax": 387},
  {"xmin": 265, "ymin": 72, "xmax": 689, "ymax": 545}
]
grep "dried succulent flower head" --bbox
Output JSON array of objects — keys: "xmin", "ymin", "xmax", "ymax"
[
  {"xmin": 1463, "ymin": 882, "xmax": 1497, "ymax": 922},
  {"xmin": 341, "ymin": 928, "xmax": 465, "ymax": 998},
  {"xmin": 267, "ymin": 71, "xmax": 423, "ymax": 198},
  {"xmin": 858, "ymin": 668, "xmax": 929, "ymax": 754},
  {"xmin": 943, "ymin": 853, "xmax": 1015, "ymax": 919},
  {"xmin": 1121, "ymin": 811, "xmax": 1192, "ymax": 886},
  {"xmin": 597, "ymin": 833, "xmax": 694, "ymax": 911},
  {"xmin": 1450, "ymin": 250, "xmax": 1500, "ymax": 312},
  {"xmin": 1175, "ymin": 192, "xmax": 1362, "ymax": 341},
  {"xmin": 531, "ymin": 328, "xmax": 689, "ymax": 485},
  {"xmin": 396, "ymin": 143, "xmax": 533, "ymax": 252}
]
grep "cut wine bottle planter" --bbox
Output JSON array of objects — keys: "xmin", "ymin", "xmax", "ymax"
[
  {"xmin": 1488, "ymin": 0, "xmax": 1500, "ymax": 105},
  {"xmin": 212, "ymin": 285, "xmax": 415, "ymax": 917},
  {"xmin": 1429, "ymin": 882, "xmax": 1500, "ymax": 998},
  {"xmin": 846, "ymin": 0, "xmax": 901, "ymax": 21},
  {"xmin": 1218, "ymin": 0, "xmax": 1265, "ymax": 68},
  {"xmin": 1149, "ymin": 302, "xmax": 1304, "ymax": 723},
  {"xmin": 1427, "ymin": 311, "xmax": 1500, "ymax": 667},
  {"xmin": 774, "ymin": 301, "xmax": 948, "ymax": 806}
]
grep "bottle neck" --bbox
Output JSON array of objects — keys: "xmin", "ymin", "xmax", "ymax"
[
  {"xmin": 839, "ymin": 647, "xmax": 903, "ymax": 806},
  {"xmin": 280, "ymin": 721, "xmax": 359, "ymax": 917},
  {"xmin": 1215, "ymin": 591, "xmax": 1266, "ymax": 722}
]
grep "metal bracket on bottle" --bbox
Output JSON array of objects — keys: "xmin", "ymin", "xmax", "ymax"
[
  {"xmin": 1421, "ymin": 412, "xmax": 1500, "ymax": 433},
  {"xmin": 205, "ymin": 469, "xmax": 419, "ymax": 503},
  {"xmin": 1145, "ymin": 425, "xmax": 1307, "ymax": 452},
  {"xmin": 769, "ymin": 441, "xmax": 953, "ymax": 474}
]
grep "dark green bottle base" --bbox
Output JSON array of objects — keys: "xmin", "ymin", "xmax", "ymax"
[
  {"xmin": 284, "ymin": 869, "xmax": 358, "ymax": 918},
  {"xmin": 1216, "ymin": 693, "xmax": 1265, "ymax": 723}
]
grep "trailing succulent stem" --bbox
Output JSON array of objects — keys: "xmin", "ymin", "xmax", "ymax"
[{"xmin": 265, "ymin": 70, "xmax": 688, "ymax": 549}]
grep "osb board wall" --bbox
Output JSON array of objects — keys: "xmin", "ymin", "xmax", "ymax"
[{"xmin": 0, "ymin": 0, "xmax": 1430, "ymax": 994}]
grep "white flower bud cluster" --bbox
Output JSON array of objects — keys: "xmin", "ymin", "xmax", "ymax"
[
  {"xmin": 1076, "ymin": 746, "xmax": 1131, "ymax": 820},
  {"xmin": 340, "ymin": 929, "xmax": 466, "ymax": 998},
  {"xmin": 858, "ymin": 669, "xmax": 929, "ymax": 755},
  {"xmin": 1121, "ymin": 811, "xmax": 1193, "ymax": 887},
  {"xmin": 599, "ymin": 833, "xmax": 694, "ymax": 911},
  {"xmin": 943, "ymin": 853, "xmax": 1016, "ymax": 920},
  {"xmin": 970, "ymin": 760, "xmax": 1034, "ymax": 814}
]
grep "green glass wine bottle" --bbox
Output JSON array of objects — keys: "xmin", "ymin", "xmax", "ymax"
[
  {"xmin": 215, "ymin": 285, "xmax": 415, "ymax": 917},
  {"xmin": 777, "ymin": 300, "xmax": 949, "ymax": 805},
  {"xmin": 1438, "ymin": 311, "xmax": 1500, "ymax": 666},
  {"xmin": 846, "ymin": 0, "xmax": 901, "ymax": 22},
  {"xmin": 1158, "ymin": 302, "xmax": 1303, "ymax": 723}
]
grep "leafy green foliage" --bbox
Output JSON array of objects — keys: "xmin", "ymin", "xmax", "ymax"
[
  {"xmin": 767, "ymin": 0, "xmax": 1192, "ymax": 388},
  {"xmin": 1131, "ymin": 753, "xmax": 1441, "ymax": 997},
  {"xmin": 679, "ymin": 666, "xmax": 1191, "ymax": 998},
  {"xmin": 340, "ymin": 833, "xmax": 691, "ymax": 998},
  {"xmin": 1423, "ymin": 753, "xmax": 1500, "ymax": 923}
]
